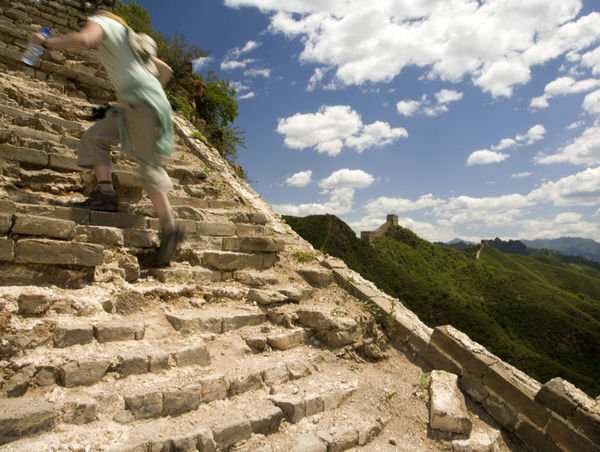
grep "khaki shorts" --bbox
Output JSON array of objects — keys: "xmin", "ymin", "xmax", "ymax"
[{"xmin": 78, "ymin": 101, "xmax": 173, "ymax": 196}]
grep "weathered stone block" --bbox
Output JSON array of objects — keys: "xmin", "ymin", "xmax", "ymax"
[
  {"xmin": 571, "ymin": 406, "xmax": 600, "ymax": 446},
  {"xmin": 270, "ymin": 395, "xmax": 305, "ymax": 423},
  {"xmin": 246, "ymin": 288, "xmax": 288, "ymax": 305},
  {"xmin": 12, "ymin": 214, "xmax": 76, "ymax": 240},
  {"xmin": 229, "ymin": 372, "xmax": 263, "ymax": 396},
  {"xmin": 430, "ymin": 325, "xmax": 499, "ymax": 378},
  {"xmin": 172, "ymin": 343, "xmax": 211, "ymax": 367},
  {"xmin": 199, "ymin": 374, "xmax": 229, "ymax": 402},
  {"xmin": 482, "ymin": 395, "xmax": 519, "ymax": 431},
  {"xmin": 48, "ymin": 154, "xmax": 83, "ymax": 172},
  {"xmin": 222, "ymin": 312, "xmax": 267, "ymax": 331},
  {"xmin": 249, "ymin": 404, "xmax": 284, "ymax": 434},
  {"xmin": 94, "ymin": 321, "xmax": 144, "ymax": 343},
  {"xmin": 211, "ymin": 418, "xmax": 252, "ymax": 450},
  {"xmin": 0, "ymin": 399, "xmax": 55, "ymax": 445},
  {"xmin": 60, "ymin": 360, "xmax": 110, "ymax": 387},
  {"xmin": 535, "ymin": 377, "xmax": 591, "ymax": 419},
  {"xmin": 54, "ymin": 322, "xmax": 94, "ymax": 348},
  {"xmin": 547, "ymin": 414, "xmax": 600, "ymax": 452},
  {"xmin": 90, "ymin": 211, "xmax": 147, "ymax": 229},
  {"xmin": 318, "ymin": 426, "xmax": 359, "ymax": 452},
  {"xmin": 290, "ymin": 434, "xmax": 327, "ymax": 452},
  {"xmin": 166, "ymin": 313, "xmax": 222, "ymax": 333},
  {"xmin": 196, "ymin": 222, "xmax": 236, "ymax": 236},
  {"xmin": 0, "ymin": 238, "xmax": 14, "ymax": 261},
  {"xmin": 0, "ymin": 144, "xmax": 48, "ymax": 166},
  {"xmin": 163, "ymin": 385, "xmax": 202, "ymax": 416},
  {"xmin": 244, "ymin": 335, "xmax": 267, "ymax": 352},
  {"xmin": 304, "ymin": 394, "xmax": 325, "ymax": 416},
  {"xmin": 148, "ymin": 349, "xmax": 170, "ymax": 372},
  {"xmin": 149, "ymin": 267, "xmax": 220, "ymax": 284},
  {"xmin": 117, "ymin": 353, "xmax": 149, "ymax": 377},
  {"xmin": 297, "ymin": 268, "xmax": 333, "ymax": 287},
  {"xmin": 262, "ymin": 364, "xmax": 290, "ymax": 386},
  {"xmin": 483, "ymin": 361, "xmax": 549, "ymax": 428},
  {"xmin": 322, "ymin": 387, "xmax": 356, "ymax": 411},
  {"xmin": 222, "ymin": 236, "xmax": 284, "ymax": 253},
  {"xmin": 297, "ymin": 309, "xmax": 358, "ymax": 347},
  {"xmin": 123, "ymin": 229, "xmax": 159, "ymax": 248},
  {"xmin": 287, "ymin": 360, "xmax": 312, "ymax": 380},
  {"xmin": 459, "ymin": 372, "xmax": 489, "ymax": 403},
  {"xmin": 203, "ymin": 251, "xmax": 264, "ymax": 270},
  {"xmin": 125, "ymin": 391, "xmax": 164, "ymax": 420},
  {"xmin": 5, "ymin": 366, "xmax": 35, "ymax": 397},
  {"xmin": 73, "ymin": 225, "xmax": 124, "ymax": 246},
  {"xmin": 357, "ymin": 419, "xmax": 383, "ymax": 446},
  {"xmin": 515, "ymin": 420, "xmax": 562, "ymax": 452},
  {"xmin": 61, "ymin": 399, "xmax": 97, "ymax": 425},
  {"xmin": 17, "ymin": 291, "xmax": 53, "ymax": 316},
  {"xmin": 16, "ymin": 239, "xmax": 104, "ymax": 266},
  {"xmin": 0, "ymin": 214, "xmax": 11, "ymax": 234},
  {"xmin": 429, "ymin": 370, "xmax": 472, "ymax": 435},
  {"xmin": 267, "ymin": 329, "xmax": 305, "ymax": 351},
  {"xmin": 195, "ymin": 427, "xmax": 217, "ymax": 452}
]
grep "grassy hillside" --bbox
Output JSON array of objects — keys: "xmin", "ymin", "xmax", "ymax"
[{"xmin": 284, "ymin": 214, "xmax": 600, "ymax": 397}]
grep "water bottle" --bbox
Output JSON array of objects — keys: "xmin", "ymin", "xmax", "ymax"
[{"xmin": 21, "ymin": 28, "xmax": 51, "ymax": 66}]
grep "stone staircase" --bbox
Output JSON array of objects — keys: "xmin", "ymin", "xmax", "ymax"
[{"xmin": 1, "ymin": 1, "xmax": 598, "ymax": 451}]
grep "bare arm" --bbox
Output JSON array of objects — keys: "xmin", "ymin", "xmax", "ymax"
[
  {"xmin": 30, "ymin": 21, "xmax": 103, "ymax": 50},
  {"xmin": 150, "ymin": 55, "xmax": 174, "ymax": 87}
]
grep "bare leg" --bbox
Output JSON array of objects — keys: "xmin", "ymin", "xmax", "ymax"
[
  {"xmin": 94, "ymin": 164, "xmax": 112, "ymax": 182},
  {"xmin": 149, "ymin": 190, "xmax": 175, "ymax": 230}
]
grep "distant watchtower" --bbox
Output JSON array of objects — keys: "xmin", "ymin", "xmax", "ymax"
[{"xmin": 361, "ymin": 214, "xmax": 399, "ymax": 245}]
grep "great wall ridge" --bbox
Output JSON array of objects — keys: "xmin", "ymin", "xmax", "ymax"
[{"xmin": 0, "ymin": 0, "xmax": 598, "ymax": 450}]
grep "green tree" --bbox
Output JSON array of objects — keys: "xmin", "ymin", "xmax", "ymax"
[
  {"xmin": 196, "ymin": 73, "xmax": 245, "ymax": 160},
  {"xmin": 154, "ymin": 31, "xmax": 209, "ymax": 80},
  {"xmin": 113, "ymin": 0, "xmax": 153, "ymax": 35}
]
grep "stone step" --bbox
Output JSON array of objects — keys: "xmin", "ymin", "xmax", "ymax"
[
  {"xmin": 6, "ymin": 340, "xmax": 211, "ymax": 393},
  {"xmin": 0, "ymin": 355, "xmax": 359, "ymax": 450}
]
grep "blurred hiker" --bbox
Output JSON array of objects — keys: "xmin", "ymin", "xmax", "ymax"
[{"xmin": 27, "ymin": 10, "xmax": 184, "ymax": 266}]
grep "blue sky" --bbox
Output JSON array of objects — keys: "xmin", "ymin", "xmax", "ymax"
[{"xmin": 136, "ymin": 0, "xmax": 600, "ymax": 243}]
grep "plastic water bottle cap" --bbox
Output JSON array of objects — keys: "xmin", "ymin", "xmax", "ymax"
[{"xmin": 42, "ymin": 28, "xmax": 51, "ymax": 36}]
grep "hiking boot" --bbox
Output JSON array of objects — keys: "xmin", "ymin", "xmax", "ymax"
[
  {"xmin": 158, "ymin": 225, "xmax": 186, "ymax": 266},
  {"xmin": 73, "ymin": 187, "xmax": 118, "ymax": 212}
]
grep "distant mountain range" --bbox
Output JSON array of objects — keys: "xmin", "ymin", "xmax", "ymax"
[
  {"xmin": 522, "ymin": 237, "xmax": 600, "ymax": 264},
  {"xmin": 284, "ymin": 214, "xmax": 600, "ymax": 397}
]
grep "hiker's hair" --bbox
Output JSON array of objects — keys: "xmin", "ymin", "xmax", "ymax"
[{"xmin": 95, "ymin": 10, "xmax": 128, "ymax": 28}]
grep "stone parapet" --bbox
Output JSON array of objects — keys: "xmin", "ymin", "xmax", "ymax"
[{"xmin": 322, "ymin": 256, "xmax": 600, "ymax": 451}]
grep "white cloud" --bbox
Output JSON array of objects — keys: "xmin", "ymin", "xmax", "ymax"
[
  {"xmin": 319, "ymin": 168, "xmax": 374, "ymax": 190},
  {"xmin": 537, "ymin": 125, "xmax": 600, "ymax": 165},
  {"xmin": 277, "ymin": 105, "xmax": 406, "ymax": 156},
  {"xmin": 238, "ymin": 92, "xmax": 256, "ymax": 100},
  {"xmin": 469, "ymin": 124, "xmax": 546, "ymax": 165},
  {"xmin": 244, "ymin": 68, "xmax": 271, "ymax": 78},
  {"xmin": 221, "ymin": 58, "xmax": 256, "ymax": 70},
  {"xmin": 516, "ymin": 212, "xmax": 599, "ymax": 240},
  {"xmin": 345, "ymin": 121, "xmax": 408, "ymax": 153},
  {"xmin": 396, "ymin": 100, "xmax": 421, "ymax": 117},
  {"xmin": 285, "ymin": 170, "xmax": 313, "ymax": 187},
  {"xmin": 582, "ymin": 45, "xmax": 600, "ymax": 75},
  {"xmin": 435, "ymin": 89, "xmax": 463, "ymax": 104},
  {"xmin": 466, "ymin": 150, "xmax": 509, "ymax": 166},
  {"xmin": 511, "ymin": 172, "xmax": 533, "ymax": 179},
  {"xmin": 530, "ymin": 76, "xmax": 600, "ymax": 109},
  {"xmin": 225, "ymin": 0, "xmax": 600, "ymax": 97},
  {"xmin": 364, "ymin": 194, "xmax": 441, "ymax": 214},
  {"xmin": 273, "ymin": 168, "xmax": 374, "ymax": 216},
  {"xmin": 583, "ymin": 89, "xmax": 600, "ymax": 115},
  {"xmin": 528, "ymin": 167, "xmax": 600, "ymax": 206},
  {"xmin": 396, "ymin": 90, "xmax": 462, "ymax": 117},
  {"xmin": 192, "ymin": 56, "xmax": 213, "ymax": 73}
]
